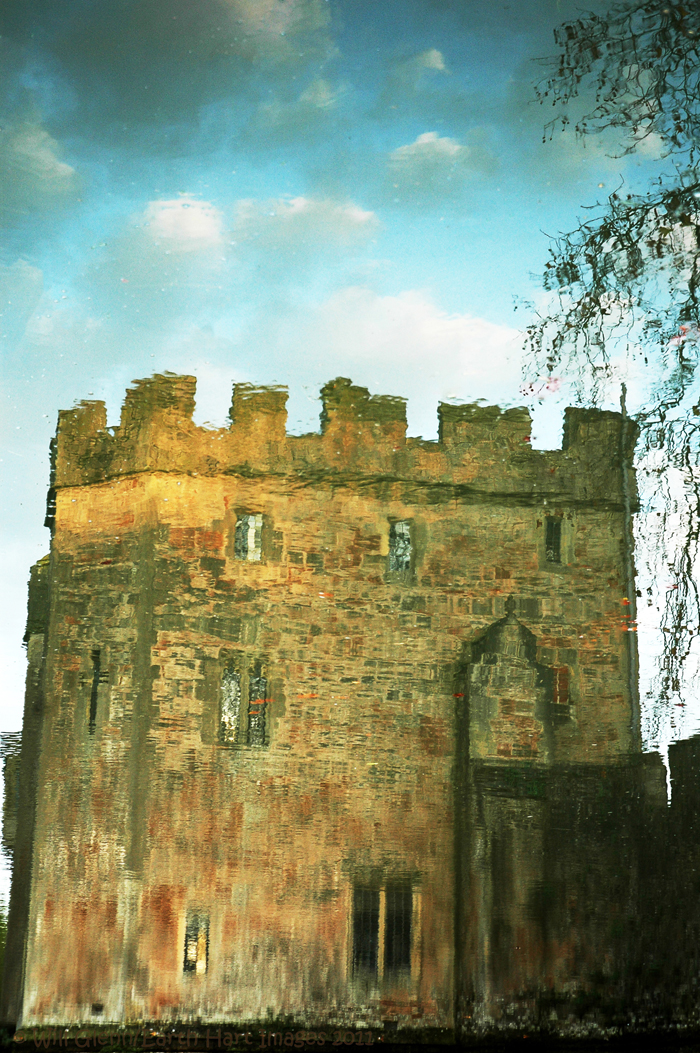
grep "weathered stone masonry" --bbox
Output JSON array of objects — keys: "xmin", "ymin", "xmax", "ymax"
[{"xmin": 2, "ymin": 374, "xmax": 661, "ymax": 1035}]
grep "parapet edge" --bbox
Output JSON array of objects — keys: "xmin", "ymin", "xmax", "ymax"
[{"xmin": 46, "ymin": 374, "xmax": 633, "ymax": 504}]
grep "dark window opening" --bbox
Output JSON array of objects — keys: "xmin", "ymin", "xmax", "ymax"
[
  {"xmin": 88, "ymin": 649, "xmax": 101, "ymax": 734},
  {"xmin": 91, "ymin": 1003, "xmax": 104, "ymax": 1016},
  {"xmin": 44, "ymin": 488, "xmax": 57, "ymax": 533},
  {"xmin": 235, "ymin": 514, "xmax": 263, "ymax": 562},
  {"xmin": 352, "ymin": 884, "xmax": 414, "ymax": 979},
  {"xmin": 388, "ymin": 521, "xmax": 412, "ymax": 573},
  {"xmin": 352, "ymin": 887, "xmax": 380, "ymax": 975},
  {"xmin": 247, "ymin": 667, "xmax": 268, "ymax": 747},
  {"xmin": 384, "ymin": 886, "xmax": 412, "ymax": 972},
  {"xmin": 183, "ymin": 912, "xmax": 209, "ymax": 975},
  {"xmin": 545, "ymin": 517, "xmax": 562, "ymax": 564}
]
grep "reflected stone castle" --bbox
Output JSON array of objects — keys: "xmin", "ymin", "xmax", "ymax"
[{"xmin": 2, "ymin": 375, "xmax": 678, "ymax": 1039}]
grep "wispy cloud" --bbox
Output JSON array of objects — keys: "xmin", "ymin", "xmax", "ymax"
[
  {"xmin": 386, "ymin": 130, "xmax": 497, "ymax": 203},
  {"xmin": 0, "ymin": 260, "xmax": 44, "ymax": 349},
  {"xmin": 143, "ymin": 196, "xmax": 225, "ymax": 250},
  {"xmin": 244, "ymin": 284, "xmax": 523, "ymax": 435},
  {"xmin": 0, "ymin": 122, "xmax": 79, "ymax": 221},
  {"xmin": 377, "ymin": 47, "xmax": 451, "ymax": 111},
  {"xmin": 244, "ymin": 77, "xmax": 348, "ymax": 144},
  {"xmin": 232, "ymin": 196, "xmax": 378, "ymax": 248}
]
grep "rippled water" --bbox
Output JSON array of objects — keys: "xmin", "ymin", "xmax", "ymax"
[{"xmin": 2, "ymin": 0, "xmax": 700, "ymax": 1047}]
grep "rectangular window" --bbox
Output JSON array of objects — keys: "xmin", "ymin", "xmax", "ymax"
[
  {"xmin": 388, "ymin": 521, "xmax": 412, "ymax": 573},
  {"xmin": 219, "ymin": 661, "xmax": 270, "ymax": 748},
  {"xmin": 88, "ymin": 648, "xmax": 101, "ymax": 734},
  {"xmin": 88, "ymin": 648, "xmax": 108, "ymax": 734},
  {"xmin": 220, "ymin": 668, "xmax": 241, "ymax": 744},
  {"xmin": 352, "ymin": 885, "xmax": 413, "ymax": 979},
  {"xmin": 183, "ymin": 912, "xmax": 209, "ymax": 975},
  {"xmin": 247, "ymin": 666, "xmax": 268, "ymax": 747},
  {"xmin": 384, "ymin": 886, "xmax": 412, "ymax": 972},
  {"xmin": 234, "ymin": 514, "xmax": 263, "ymax": 562},
  {"xmin": 352, "ymin": 887, "xmax": 380, "ymax": 975},
  {"xmin": 545, "ymin": 517, "xmax": 562, "ymax": 564}
]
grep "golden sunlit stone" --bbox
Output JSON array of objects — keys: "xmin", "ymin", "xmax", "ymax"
[{"xmin": 4, "ymin": 373, "xmax": 663, "ymax": 1038}]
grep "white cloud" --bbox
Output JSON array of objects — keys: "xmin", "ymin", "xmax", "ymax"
[
  {"xmin": 392, "ymin": 47, "xmax": 450, "ymax": 84},
  {"xmin": 391, "ymin": 131, "xmax": 463, "ymax": 165},
  {"xmin": 417, "ymin": 48, "xmax": 448, "ymax": 72},
  {"xmin": 387, "ymin": 130, "xmax": 497, "ymax": 200},
  {"xmin": 0, "ymin": 122, "xmax": 79, "ymax": 219},
  {"xmin": 23, "ymin": 299, "xmax": 104, "ymax": 347},
  {"xmin": 223, "ymin": 0, "xmax": 329, "ymax": 40},
  {"xmin": 152, "ymin": 289, "xmax": 524, "ymax": 437},
  {"xmin": 381, "ymin": 48, "xmax": 450, "ymax": 100},
  {"xmin": 82, "ymin": 193, "xmax": 378, "ymax": 318},
  {"xmin": 387, "ymin": 132, "xmax": 480, "ymax": 169},
  {"xmin": 305, "ymin": 285, "xmax": 520, "ymax": 375},
  {"xmin": 217, "ymin": 0, "xmax": 335, "ymax": 66},
  {"xmin": 84, "ymin": 197, "xmax": 229, "ymax": 321},
  {"xmin": 143, "ymin": 196, "xmax": 224, "ymax": 250},
  {"xmin": 232, "ymin": 196, "xmax": 379, "ymax": 249},
  {"xmin": 298, "ymin": 78, "xmax": 344, "ymax": 110},
  {"xmin": 5, "ymin": 125, "xmax": 75, "ymax": 183},
  {"xmin": 187, "ymin": 361, "xmax": 250, "ymax": 428},
  {"xmin": 245, "ymin": 78, "xmax": 348, "ymax": 142},
  {"xmin": 250, "ymin": 285, "xmax": 524, "ymax": 436}
]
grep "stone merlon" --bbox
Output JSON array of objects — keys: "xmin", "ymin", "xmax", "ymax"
[{"xmin": 48, "ymin": 373, "xmax": 639, "ymax": 513}]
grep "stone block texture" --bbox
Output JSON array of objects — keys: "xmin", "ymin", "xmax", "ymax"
[{"xmin": 3, "ymin": 375, "xmax": 652, "ymax": 1036}]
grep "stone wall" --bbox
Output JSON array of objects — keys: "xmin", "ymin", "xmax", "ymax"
[{"xmin": 3, "ymin": 375, "xmax": 649, "ymax": 1034}]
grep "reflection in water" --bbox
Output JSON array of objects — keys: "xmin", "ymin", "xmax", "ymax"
[
  {"xmin": 529, "ymin": 3, "xmax": 700, "ymax": 716},
  {"xmin": 0, "ymin": 375, "xmax": 697, "ymax": 1042}
]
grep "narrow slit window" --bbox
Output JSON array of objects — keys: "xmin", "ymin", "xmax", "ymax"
[
  {"xmin": 234, "ymin": 514, "xmax": 263, "ymax": 562},
  {"xmin": 247, "ymin": 667, "xmax": 268, "ymax": 747},
  {"xmin": 220, "ymin": 668, "xmax": 241, "ymax": 744},
  {"xmin": 352, "ymin": 887, "xmax": 380, "ymax": 975},
  {"xmin": 88, "ymin": 648, "xmax": 101, "ymax": 734},
  {"xmin": 388, "ymin": 521, "xmax": 412, "ymax": 573},
  {"xmin": 545, "ymin": 517, "xmax": 562, "ymax": 564},
  {"xmin": 384, "ymin": 886, "xmax": 412, "ymax": 972},
  {"xmin": 552, "ymin": 666, "xmax": 570, "ymax": 707},
  {"xmin": 183, "ymin": 912, "xmax": 209, "ymax": 975}
]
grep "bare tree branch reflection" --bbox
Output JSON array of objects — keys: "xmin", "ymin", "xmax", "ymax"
[
  {"xmin": 526, "ymin": 0, "xmax": 700, "ymax": 707},
  {"xmin": 537, "ymin": 2, "xmax": 700, "ymax": 159}
]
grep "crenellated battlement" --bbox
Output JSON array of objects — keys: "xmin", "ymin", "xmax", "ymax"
[
  {"xmin": 15, "ymin": 366, "xmax": 654, "ymax": 1039},
  {"xmin": 49, "ymin": 373, "xmax": 637, "ymax": 511}
]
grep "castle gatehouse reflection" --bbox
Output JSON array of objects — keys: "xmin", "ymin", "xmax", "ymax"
[{"xmin": 2, "ymin": 376, "xmax": 691, "ymax": 1040}]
